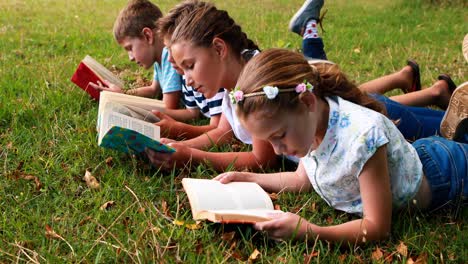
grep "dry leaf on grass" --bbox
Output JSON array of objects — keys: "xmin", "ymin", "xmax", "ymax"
[
  {"xmin": 83, "ymin": 170, "xmax": 100, "ymax": 189},
  {"xmin": 268, "ymin": 193, "xmax": 278, "ymax": 201},
  {"xmin": 221, "ymin": 231, "xmax": 235, "ymax": 241},
  {"xmin": 105, "ymin": 157, "xmax": 113, "ymax": 167},
  {"xmin": 249, "ymin": 248, "xmax": 260, "ymax": 261},
  {"xmin": 100, "ymin": 201, "xmax": 116, "ymax": 210},
  {"xmin": 371, "ymin": 246, "xmax": 384, "ymax": 261},
  {"xmin": 21, "ymin": 174, "xmax": 42, "ymax": 191},
  {"xmin": 397, "ymin": 241, "xmax": 408, "ymax": 257},
  {"xmin": 45, "ymin": 224, "xmax": 61, "ymax": 240}
]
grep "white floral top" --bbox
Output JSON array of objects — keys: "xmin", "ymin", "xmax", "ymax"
[{"xmin": 302, "ymin": 96, "xmax": 423, "ymax": 215}]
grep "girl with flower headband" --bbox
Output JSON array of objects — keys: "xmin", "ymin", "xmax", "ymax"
[
  {"xmin": 145, "ymin": 0, "xmax": 459, "ymax": 171},
  {"xmin": 215, "ymin": 49, "xmax": 467, "ymax": 243}
]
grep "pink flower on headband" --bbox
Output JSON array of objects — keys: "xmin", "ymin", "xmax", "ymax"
[
  {"xmin": 229, "ymin": 87, "xmax": 245, "ymax": 104},
  {"xmin": 295, "ymin": 83, "xmax": 307, "ymax": 93},
  {"xmin": 296, "ymin": 81, "xmax": 314, "ymax": 94},
  {"xmin": 233, "ymin": 90, "xmax": 244, "ymax": 102}
]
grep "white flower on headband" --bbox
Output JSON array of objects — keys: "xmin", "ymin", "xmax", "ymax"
[{"xmin": 263, "ymin": 86, "xmax": 279, "ymax": 99}]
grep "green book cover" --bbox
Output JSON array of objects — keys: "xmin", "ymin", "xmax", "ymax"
[{"xmin": 100, "ymin": 126, "xmax": 175, "ymax": 154}]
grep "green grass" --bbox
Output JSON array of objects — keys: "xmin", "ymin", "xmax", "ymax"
[{"xmin": 1, "ymin": 0, "xmax": 467, "ymax": 262}]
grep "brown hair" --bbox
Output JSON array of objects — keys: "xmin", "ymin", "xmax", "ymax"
[
  {"xmin": 157, "ymin": 0, "xmax": 210, "ymax": 40},
  {"xmin": 113, "ymin": 0, "xmax": 162, "ymax": 42},
  {"xmin": 236, "ymin": 49, "xmax": 386, "ymax": 119},
  {"xmin": 170, "ymin": 0, "xmax": 259, "ymax": 61}
]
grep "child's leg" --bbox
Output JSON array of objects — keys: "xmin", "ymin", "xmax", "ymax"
[
  {"xmin": 390, "ymin": 77, "xmax": 455, "ymax": 110},
  {"xmin": 412, "ymin": 136, "xmax": 468, "ymax": 210},
  {"xmin": 289, "ymin": 0, "xmax": 327, "ymax": 60},
  {"xmin": 359, "ymin": 62, "xmax": 418, "ymax": 95},
  {"xmin": 371, "ymin": 94, "xmax": 444, "ymax": 140}
]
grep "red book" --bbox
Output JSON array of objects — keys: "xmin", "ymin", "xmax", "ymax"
[{"xmin": 70, "ymin": 55, "xmax": 124, "ymax": 101}]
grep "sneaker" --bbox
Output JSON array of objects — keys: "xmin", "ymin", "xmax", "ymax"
[
  {"xmin": 440, "ymin": 81, "xmax": 468, "ymax": 141},
  {"xmin": 289, "ymin": 0, "xmax": 324, "ymax": 36}
]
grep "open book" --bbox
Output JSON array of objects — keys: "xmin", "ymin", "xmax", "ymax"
[
  {"xmin": 71, "ymin": 55, "xmax": 125, "ymax": 100},
  {"xmin": 182, "ymin": 178, "xmax": 282, "ymax": 224},
  {"xmin": 98, "ymin": 91, "xmax": 174, "ymax": 154}
]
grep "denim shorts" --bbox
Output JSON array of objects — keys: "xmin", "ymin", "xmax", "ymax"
[{"xmin": 412, "ymin": 136, "xmax": 468, "ymax": 209}]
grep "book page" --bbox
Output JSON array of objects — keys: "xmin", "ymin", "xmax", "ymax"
[
  {"xmin": 182, "ymin": 178, "xmax": 274, "ymax": 218},
  {"xmin": 98, "ymin": 108, "xmax": 160, "ymax": 144},
  {"xmin": 83, "ymin": 55, "xmax": 124, "ymax": 88}
]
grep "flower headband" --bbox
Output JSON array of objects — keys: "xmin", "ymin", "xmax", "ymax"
[{"xmin": 229, "ymin": 80, "xmax": 314, "ymax": 104}]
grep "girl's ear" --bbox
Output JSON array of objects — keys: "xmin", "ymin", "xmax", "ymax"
[
  {"xmin": 141, "ymin": 27, "xmax": 155, "ymax": 44},
  {"xmin": 299, "ymin": 92, "xmax": 317, "ymax": 112},
  {"xmin": 212, "ymin": 37, "xmax": 228, "ymax": 58}
]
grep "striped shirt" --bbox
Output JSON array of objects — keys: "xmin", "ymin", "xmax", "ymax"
[{"xmin": 182, "ymin": 81, "xmax": 224, "ymax": 118}]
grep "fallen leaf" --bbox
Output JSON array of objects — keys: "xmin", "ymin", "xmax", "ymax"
[
  {"xmin": 230, "ymin": 250, "xmax": 243, "ymax": 261},
  {"xmin": 162, "ymin": 200, "xmax": 169, "ymax": 215},
  {"xmin": 100, "ymin": 201, "xmax": 115, "ymax": 210},
  {"xmin": 414, "ymin": 252, "xmax": 428, "ymax": 264},
  {"xmin": 173, "ymin": 220, "xmax": 184, "ymax": 226},
  {"xmin": 195, "ymin": 239, "xmax": 203, "ymax": 254},
  {"xmin": 83, "ymin": 170, "xmax": 100, "ymax": 189},
  {"xmin": 338, "ymin": 254, "xmax": 347, "ymax": 262},
  {"xmin": 371, "ymin": 247, "xmax": 383, "ymax": 261},
  {"xmin": 138, "ymin": 207, "xmax": 146, "ymax": 213},
  {"xmin": 249, "ymin": 248, "xmax": 260, "ymax": 261},
  {"xmin": 185, "ymin": 223, "xmax": 201, "ymax": 230},
  {"xmin": 310, "ymin": 202, "xmax": 316, "ymax": 211},
  {"xmin": 21, "ymin": 174, "xmax": 42, "ymax": 191},
  {"xmin": 304, "ymin": 251, "xmax": 319, "ymax": 263},
  {"xmin": 222, "ymin": 231, "xmax": 235, "ymax": 241},
  {"xmin": 105, "ymin": 157, "xmax": 113, "ymax": 167},
  {"xmin": 79, "ymin": 216, "xmax": 92, "ymax": 226},
  {"xmin": 45, "ymin": 224, "xmax": 61, "ymax": 239},
  {"xmin": 397, "ymin": 241, "xmax": 408, "ymax": 257},
  {"xmin": 268, "ymin": 193, "xmax": 279, "ymax": 201}
]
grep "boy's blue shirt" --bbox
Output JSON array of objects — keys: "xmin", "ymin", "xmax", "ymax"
[{"xmin": 153, "ymin": 47, "xmax": 183, "ymax": 94}]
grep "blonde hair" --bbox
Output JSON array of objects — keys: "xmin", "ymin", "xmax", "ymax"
[
  {"xmin": 170, "ymin": 1, "xmax": 259, "ymax": 61},
  {"xmin": 236, "ymin": 49, "xmax": 387, "ymax": 119},
  {"xmin": 113, "ymin": 0, "xmax": 162, "ymax": 42}
]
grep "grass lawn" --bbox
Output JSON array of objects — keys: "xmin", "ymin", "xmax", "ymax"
[{"xmin": 1, "ymin": 0, "xmax": 467, "ymax": 262}]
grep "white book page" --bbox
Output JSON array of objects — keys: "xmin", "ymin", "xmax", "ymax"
[
  {"xmin": 182, "ymin": 178, "xmax": 273, "ymax": 214},
  {"xmin": 98, "ymin": 107, "xmax": 160, "ymax": 144},
  {"xmin": 97, "ymin": 91, "xmax": 164, "ymax": 131},
  {"xmin": 83, "ymin": 55, "xmax": 124, "ymax": 88}
]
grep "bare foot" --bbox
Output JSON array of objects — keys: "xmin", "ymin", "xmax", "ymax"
[
  {"xmin": 427, "ymin": 80, "xmax": 453, "ymax": 110},
  {"xmin": 398, "ymin": 65, "xmax": 415, "ymax": 93}
]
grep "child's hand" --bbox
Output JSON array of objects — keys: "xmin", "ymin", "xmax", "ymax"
[
  {"xmin": 88, "ymin": 80, "xmax": 124, "ymax": 93},
  {"xmin": 144, "ymin": 142, "xmax": 192, "ymax": 170},
  {"xmin": 254, "ymin": 212, "xmax": 313, "ymax": 241},
  {"xmin": 213, "ymin": 171, "xmax": 247, "ymax": 183},
  {"xmin": 153, "ymin": 111, "xmax": 181, "ymax": 138},
  {"xmin": 160, "ymin": 138, "xmax": 176, "ymax": 145}
]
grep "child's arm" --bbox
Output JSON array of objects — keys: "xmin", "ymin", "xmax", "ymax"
[
  {"xmin": 180, "ymin": 114, "xmax": 235, "ymax": 149},
  {"xmin": 255, "ymin": 146, "xmax": 393, "ymax": 243},
  {"xmin": 162, "ymin": 90, "xmax": 181, "ymax": 109},
  {"xmin": 215, "ymin": 160, "xmax": 311, "ymax": 193},
  {"xmin": 88, "ymin": 79, "xmax": 160, "ymax": 98},
  {"xmin": 145, "ymin": 135, "xmax": 279, "ymax": 171},
  {"xmin": 162, "ymin": 108, "xmax": 200, "ymax": 122},
  {"xmin": 154, "ymin": 112, "xmax": 221, "ymax": 139}
]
